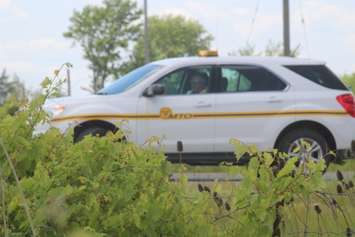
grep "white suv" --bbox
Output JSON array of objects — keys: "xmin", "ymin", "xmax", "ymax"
[{"xmin": 40, "ymin": 56, "xmax": 355, "ymax": 164}]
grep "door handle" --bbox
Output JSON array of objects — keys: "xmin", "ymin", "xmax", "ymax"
[
  {"xmin": 195, "ymin": 101, "xmax": 212, "ymax": 108},
  {"xmin": 267, "ymin": 96, "xmax": 283, "ymax": 103}
]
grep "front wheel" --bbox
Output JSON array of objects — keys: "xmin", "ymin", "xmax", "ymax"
[
  {"xmin": 74, "ymin": 126, "xmax": 111, "ymax": 143},
  {"xmin": 276, "ymin": 129, "xmax": 331, "ymax": 168}
]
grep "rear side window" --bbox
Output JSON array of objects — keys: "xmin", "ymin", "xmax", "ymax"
[
  {"xmin": 219, "ymin": 66, "xmax": 287, "ymax": 93},
  {"xmin": 285, "ymin": 65, "xmax": 348, "ymax": 90}
]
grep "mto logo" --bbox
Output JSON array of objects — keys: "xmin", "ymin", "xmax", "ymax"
[{"xmin": 159, "ymin": 107, "xmax": 194, "ymax": 120}]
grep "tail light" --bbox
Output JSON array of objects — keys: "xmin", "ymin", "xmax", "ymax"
[{"xmin": 336, "ymin": 94, "xmax": 355, "ymax": 118}]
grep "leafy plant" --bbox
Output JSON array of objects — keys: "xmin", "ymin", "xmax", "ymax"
[{"xmin": 219, "ymin": 139, "xmax": 326, "ymax": 236}]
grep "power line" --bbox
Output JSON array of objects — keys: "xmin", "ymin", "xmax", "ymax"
[
  {"xmin": 298, "ymin": 0, "xmax": 310, "ymax": 57},
  {"xmin": 246, "ymin": 0, "xmax": 261, "ymax": 46}
]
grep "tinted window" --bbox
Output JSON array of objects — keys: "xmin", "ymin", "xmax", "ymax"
[
  {"xmin": 219, "ymin": 66, "xmax": 286, "ymax": 93},
  {"xmin": 285, "ymin": 65, "xmax": 348, "ymax": 90},
  {"xmin": 157, "ymin": 69, "xmax": 185, "ymax": 95},
  {"xmin": 154, "ymin": 66, "xmax": 213, "ymax": 95},
  {"xmin": 98, "ymin": 64, "xmax": 163, "ymax": 95}
]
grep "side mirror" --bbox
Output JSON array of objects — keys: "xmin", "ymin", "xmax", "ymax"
[{"xmin": 143, "ymin": 84, "xmax": 165, "ymax": 97}]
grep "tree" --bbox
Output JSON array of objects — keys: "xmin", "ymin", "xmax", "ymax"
[
  {"xmin": 0, "ymin": 69, "xmax": 26, "ymax": 105},
  {"xmin": 0, "ymin": 69, "xmax": 12, "ymax": 104},
  {"xmin": 229, "ymin": 43, "xmax": 259, "ymax": 57},
  {"xmin": 64, "ymin": 0, "xmax": 142, "ymax": 92},
  {"xmin": 11, "ymin": 74, "xmax": 26, "ymax": 100},
  {"xmin": 123, "ymin": 15, "xmax": 213, "ymax": 74},
  {"xmin": 341, "ymin": 73, "xmax": 355, "ymax": 94},
  {"xmin": 231, "ymin": 41, "xmax": 300, "ymax": 57}
]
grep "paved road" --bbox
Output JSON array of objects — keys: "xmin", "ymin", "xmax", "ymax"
[{"xmin": 171, "ymin": 171, "xmax": 354, "ymax": 182}]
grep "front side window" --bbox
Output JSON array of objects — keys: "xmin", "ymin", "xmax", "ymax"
[
  {"xmin": 218, "ymin": 66, "xmax": 286, "ymax": 93},
  {"xmin": 98, "ymin": 64, "xmax": 163, "ymax": 95},
  {"xmin": 154, "ymin": 66, "xmax": 213, "ymax": 95}
]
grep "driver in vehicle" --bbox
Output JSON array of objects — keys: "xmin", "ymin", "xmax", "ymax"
[{"xmin": 187, "ymin": 72, "xmax": 208, "ymax": 94}]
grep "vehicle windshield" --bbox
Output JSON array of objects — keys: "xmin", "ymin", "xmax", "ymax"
[{"xmin": 97, "ymin": 64, "xmax": 163, "ymax": 95}]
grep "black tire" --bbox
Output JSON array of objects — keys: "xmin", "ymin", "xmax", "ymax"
[
  {"xmin": 75, "ymin": 126, "xmax": 111, "ymax": 143},
  {"xmin": 276, "ymin": 128, "xmax": 331, "ymax": 168}
]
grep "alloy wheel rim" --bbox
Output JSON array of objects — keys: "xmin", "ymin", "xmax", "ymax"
[{"xmin": 288, "ymin": 138, "xmax": 324, "ymax": 163}]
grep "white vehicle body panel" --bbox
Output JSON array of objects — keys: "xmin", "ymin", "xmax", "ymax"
[
  {"xmin": 137, "ymin": 94, "xmax": 215, "ymax": 153},
  {"xmin": 214, "ymin": 91, "xmax": 293, "ymax": 152}
]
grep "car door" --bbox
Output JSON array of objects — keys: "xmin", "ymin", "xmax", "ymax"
[
  {"xmin": 214, "ymin": 65, "xmax": 289, "ymax": 152},
  {"xmin": 136, "ymin": 65, "xmax": 216, "ymax": 154}
]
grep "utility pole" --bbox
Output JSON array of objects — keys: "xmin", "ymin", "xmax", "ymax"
[
  {"xmin": 283, "ymin": 0, "xmax": 291, "ymax": 56},
  {"xmin": 143, "ymin": 0, "xmax": 150, "ymax": 64}
]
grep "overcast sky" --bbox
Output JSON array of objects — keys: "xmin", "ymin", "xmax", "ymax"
[{"xmin": 1, "ymin": 0, "xmax": 355, "ymax": 96}]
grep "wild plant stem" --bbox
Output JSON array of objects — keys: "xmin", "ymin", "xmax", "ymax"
[
  {"xmin": 0, "ymin": 176, "xmax": 8, "ymax": 237},
  {"xmin": 0, "ymin": 139, "xmax": 37, "ymax": 237}
]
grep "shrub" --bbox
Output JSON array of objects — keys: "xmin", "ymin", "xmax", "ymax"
[
  {"xmin": 0, "ymin": 74, "xmax": 218, "ymax": 236},
  {"xmin": 4, "ymin": 131, "xmax": 221, "ymax": 236}
]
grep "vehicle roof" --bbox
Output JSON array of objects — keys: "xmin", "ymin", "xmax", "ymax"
[{"xmin": 153, "ymin": 56, "xmax": 325, "ymax": 67}]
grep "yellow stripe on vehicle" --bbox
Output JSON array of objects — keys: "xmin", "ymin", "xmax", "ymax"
[{"xmin": 51, "ymin": 109, "xmax": 348, "ymax": 124}]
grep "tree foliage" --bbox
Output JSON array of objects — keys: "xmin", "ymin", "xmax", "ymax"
[
  {"xmin": 63, "ymin": 0, "xmax": 142, "ymax": 92},
  {"xmin": 341, "ymin": 73, "xmax": 355, "ymax": 94},
  {"xmin": 122, "ymin": 15, "xmax": 213, "ymax": 74},
  {"xmin": 231, "ymin": 41, "xmax": 300, "ymax": 57},
  {"xmin": 0, "ymin": 69, "xmax": 26, "ymax": 105}
]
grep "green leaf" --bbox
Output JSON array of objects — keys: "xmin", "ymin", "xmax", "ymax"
[{"xmin": 277, "ymin": 156, "xmax": 298, "ymax": 178}]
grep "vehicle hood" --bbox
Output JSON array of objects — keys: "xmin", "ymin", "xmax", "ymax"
[
  {"xmin": 45, "ymin": 95, "xmax": 102, "ymax": 107},
  {"xmin": 43, "ymin": 94, "xmax": 127, "ymax": 117},
  {"xmin": 43, "ymin": 92, "xmax": 138, "ymax": 121}
]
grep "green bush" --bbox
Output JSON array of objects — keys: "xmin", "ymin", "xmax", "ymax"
[
  {"xmin": 0, "ymin": 97, "xmax": 218, "ymax": 236},
  {"xmin": 4, "ymin": 132, "xmax": 221, "ymax": 236}
]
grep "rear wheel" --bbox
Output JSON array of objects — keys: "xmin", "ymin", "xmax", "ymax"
[{"xmin": 276, "ymin": 129, "xmax": 331, "ymax": 168}]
